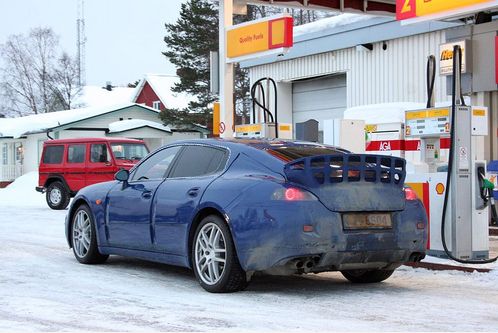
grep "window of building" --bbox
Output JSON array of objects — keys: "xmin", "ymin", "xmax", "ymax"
[
  {"xmin": 170, "ymin": 146, "xmax": 227, "ymax": 178},
  {"xmin": 152, "ymin": 101, "xmax": 161, "ymax": 110},
  {"xmin": 2, "ymin": 143, "xmax": 7, "ymax": 165},
  {"xmin": 68, "ymin": 144, "xmax": 86, "ymax": 163}
]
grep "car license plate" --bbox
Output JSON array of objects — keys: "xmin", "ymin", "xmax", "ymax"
[{"xmin": 342, "ymin": 213, "xmax": 392, "ymax": 230}]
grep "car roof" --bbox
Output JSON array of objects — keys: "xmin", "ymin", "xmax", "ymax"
[
  {"xmin": 44, "ymin": 137, "xmax": 145, "ymax": 145},
  {"xmin": 171, "ymin": 138, "xmax": 343, "ymax": 151}
]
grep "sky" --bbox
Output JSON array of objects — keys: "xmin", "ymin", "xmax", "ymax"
[{"xmin": 0, "ymin": 0, "xmax": 186, "ymax": 86}]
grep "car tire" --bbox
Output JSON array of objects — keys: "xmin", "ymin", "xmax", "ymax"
[
  {"xmin": 71, "ymin": 204, "xmax": 109, "ymax": 264},
  {"xmin": 341, "ymin": 269, "xmax": 395, "ymax": 283},
  {"xmin": 46, "ymin": 181, "xmax": 70, "ymax": 210},
  {"xmin": 192, "ymin": 215, "xmax": 248, "ymax": 293}
]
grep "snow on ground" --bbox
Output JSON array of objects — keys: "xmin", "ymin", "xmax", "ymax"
[{"xmin": 1, "ymin": 174, "xmax": 498, "ymax": 331}]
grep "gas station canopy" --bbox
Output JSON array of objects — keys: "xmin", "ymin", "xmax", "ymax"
[{"xmin": 238, "ymin": 0, "xmax": 396, "ymax": 15}]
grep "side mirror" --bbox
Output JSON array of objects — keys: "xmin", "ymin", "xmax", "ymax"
[{"xmin": 114, "ymin": 169, "xmax": 129, "ymax": 182}]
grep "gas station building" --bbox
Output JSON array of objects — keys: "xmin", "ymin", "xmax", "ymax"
[{"xmin": 240, "ymin": 12, "xmax": 498, "ymax": 160}]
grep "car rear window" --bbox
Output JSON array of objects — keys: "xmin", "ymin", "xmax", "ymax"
[
  {"xmin": 170, "ymin": 146, "xmax": 227, "ymax": 178},
  {"xmin": 265, "ymin": 146, "xmax": 347, "ymax": 163},
  {"xmin": 42, "ymin": 145, "xmax": 64, "ymax": 164}
]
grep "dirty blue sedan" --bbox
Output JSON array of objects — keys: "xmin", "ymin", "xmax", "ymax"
[{"xmin": 66, "ymin": 139, "xmax": 427, "ymax": 293}]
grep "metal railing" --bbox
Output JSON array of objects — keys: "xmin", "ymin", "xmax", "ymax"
[{"xmin": 0, "ymin": 164, "xmax": 23, "ymax": 182}]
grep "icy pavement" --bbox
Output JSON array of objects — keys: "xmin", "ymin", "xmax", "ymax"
[{"xmin": 1, "ymin": 173, "xmax": 498, "ymax": 331}]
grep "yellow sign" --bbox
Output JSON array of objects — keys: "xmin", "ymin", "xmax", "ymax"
[
  {"xmin": 435, "ymin": 182, "xmax": 445, "ymax": 195},
  {"xmin": 405, "ymin": 108, "xmax": 449, "ymax": 120},
  {"xmin": 226, "ymin": 15, "xmax": 293, "ymax": 60},
  {"xmin": 473, "ymin": 108, "xmax": 486, "ymax": 116},
  {"xmin": 397, "ymin": 0, "xmax": 496, "ymax": 21},
  {"xmin": 417, "ymin": 0, "xmax": 491, "ymax": 16},
  {"xmin": 213, "ymin": 102, "xmax": 220, "ymax": 136},
  {"xmin": 235, "ymin": 124, "xmax": 262, "ymax": 133}
]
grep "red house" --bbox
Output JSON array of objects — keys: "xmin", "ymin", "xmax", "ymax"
[
  {"xmin": 132, "ymin": 74, "xmax": 191, "ymax": 111},
  {"xmin": 132, "ymin": 74, "xmax": 210, "ymax": 138}
]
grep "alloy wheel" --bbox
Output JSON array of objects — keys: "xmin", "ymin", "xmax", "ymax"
[
  {"xmin": 73, "ymin": 210, "xmax": 91, "ymax": 258},
  {"xmin": 194, "ymin": 222, "xmax": 227, "ymax": 285}
]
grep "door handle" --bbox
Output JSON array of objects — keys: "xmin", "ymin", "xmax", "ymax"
[
  {"xmin": 187, "ymin": 187, "xmax": 200, "ymax": 197},
  {"xmin": 142, "ymin": 190, "xmax": 152, "ymax": 199}
]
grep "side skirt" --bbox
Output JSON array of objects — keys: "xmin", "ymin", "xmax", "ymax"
[{"xmin": 99, "ymin": 246, "xmax": 190, "ymax": 268}]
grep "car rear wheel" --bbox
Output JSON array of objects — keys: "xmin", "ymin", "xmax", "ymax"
[
  {"xmin": 192, "ymin": 215, "xmax": 248, "ymax": 293},
  {"xmin": 46, "ymin": 181, "xmax": 70, "ymax": 210},
  {"xmin": 341, "ymin": 269, "xmax": 395, "ymax": 283},
  {"xmin": 71, "ymin": 204, "xmax": 109, "ymax": 264}
]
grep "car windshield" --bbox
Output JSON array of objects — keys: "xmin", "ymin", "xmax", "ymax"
[{"xmin": 111, "ymin": 143, "xmax": 149, "ymax": 161}]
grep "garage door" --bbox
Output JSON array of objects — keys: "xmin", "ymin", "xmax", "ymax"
[{"xmin": 292, "ymin": 74, "xmax": 347, "ymax": 139}]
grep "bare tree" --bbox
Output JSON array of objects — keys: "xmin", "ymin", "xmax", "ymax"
[
  {"xmin": 0, "ymin": 27, "xmax": 80, "ymax": 116},
  {"xmin": 50, "ymin": 52, "xmax": 81, "ymax": 110}
]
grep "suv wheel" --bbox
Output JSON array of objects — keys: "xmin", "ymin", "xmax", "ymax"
[
  {"xmin": 341, "ymin": 269, "xmax": 395, "ymax": 283},
  {"xmin": 46, "ymin": 181, "xmax": 70, "ymax": 210}
]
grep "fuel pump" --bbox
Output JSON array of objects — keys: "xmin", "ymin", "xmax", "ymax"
[
  {"xmin": 405, "ymin": 46, "xmax": 496, "ymax": 263},
  {"xmin": 234, "ymin": 77, "xmax": 292, "ymax": 139}
]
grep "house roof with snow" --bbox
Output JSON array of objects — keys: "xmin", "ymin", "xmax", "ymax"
[
  {"xmin": 73, "ymin": 85, "xmax": 135, "ymax": 108},
  {"xmin": 0, "ymin": 103, "xmax": 160, "ymax": 139},
  {"xmin": 132, "ymin": 74, "xmax": 193, "ymax": 110},
  {"xmin": 108, "ymin": 119, "xmax": 172, "ymax": 134},
  {"xmin": 241, "ymin": 13, "xmax": 461, "ymax": 68}
]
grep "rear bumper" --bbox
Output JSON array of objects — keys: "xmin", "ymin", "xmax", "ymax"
[
  {"xmin": 35, "ymin": 186, "xmax": 45, "ymax": 193},
  {"xmin": 227, "ymin": 199, "xmax": 428, "ymax": 272}
]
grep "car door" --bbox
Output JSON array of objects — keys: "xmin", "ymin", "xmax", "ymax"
[
  {"xmin": 65, "ymin": 144, "xmax": 87, "ymax": 191},
  {"xmin": 152, "ymin": 145, "xmax": 229, "ymax": 255},
  {"xmin": 106, "ymin": 146, "xmax": 181, "ymax": 250},
  {"xmin": 86, "ymin": 142, "xmax": 115, "ymax": 186}
]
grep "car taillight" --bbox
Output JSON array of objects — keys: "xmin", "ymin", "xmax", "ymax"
[
  {"xmin": 404, "ymin": 187, "xmax": 419, "ymax": 201},
  {"xmin": 272, "ymin": 187, "xmax": 318, "ymax": 201}
]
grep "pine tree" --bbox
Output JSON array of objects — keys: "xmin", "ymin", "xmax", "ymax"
[
  {"xmin": 162, "ymin": 0, "xmax": 252, "ymax": 127},
  {"xmin": 161, "ymin": 0, "xmax": 218, "ymax": 127}
]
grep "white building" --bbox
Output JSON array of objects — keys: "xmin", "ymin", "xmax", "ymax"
[
  {"xmin": 241, "ymin": 14, "xmax": 459, "ymax": 141},
  {"xmin": 0, "ymin": 103, "xmax": 208, "ymax": 185}
]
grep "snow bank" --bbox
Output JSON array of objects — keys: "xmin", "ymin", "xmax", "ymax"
[
  {"xmin": 0, "ymin": 172, "xmax": 45, "ymax": 208},
  {"xmin": 294, "ymin": 13, "xmax": 377, "ymax": 36},
  {"xmin": 108, "ymin": 119, "xmax": 171, "ymax": 133}
]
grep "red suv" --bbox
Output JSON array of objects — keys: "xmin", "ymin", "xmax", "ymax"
[{"xmin": 37, "ymin": 137, "xmax": 149, "ymax": 210}]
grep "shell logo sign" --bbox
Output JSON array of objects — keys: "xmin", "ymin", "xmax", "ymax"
[
  {"xmin": 396, "ymin": 0, "xmax": 498, "ymax": 22},
  {"xmin": 226, "ymin": 15, "xmax": 293, "ymax": 62}
]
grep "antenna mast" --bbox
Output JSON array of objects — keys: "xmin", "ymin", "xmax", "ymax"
[{"xmin": 76, "ymin": 0, "xmax": 86, "ymax": 86}]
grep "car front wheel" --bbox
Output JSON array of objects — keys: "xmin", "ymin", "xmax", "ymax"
[
  {"xmin": 46, "ymin": 181, "xmax": 70, "ymax": 210},
  {"xmin": 341, "ymin": 269, "xmax": 395, "ymax": 283},
  {"xmin": 71, "ymin": 204, "xmax": 109, "ymax": 264},
  {"xmin": 192, "ymin": 215, "xmax": 248, "ymax": 293}
]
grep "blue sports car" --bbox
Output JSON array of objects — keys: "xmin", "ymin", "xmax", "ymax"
[{"xmin": 66, "ymin": 139, "xmax": 427, "ymax": 292}]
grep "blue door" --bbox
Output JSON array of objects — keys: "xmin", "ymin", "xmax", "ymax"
[
  {"xmin": 106, "ymin": 146, "xmax": 181, "ymax": 250},
  {"xmin": 152, "ymin": 145, "xmax": 229, "ymax": 256}
]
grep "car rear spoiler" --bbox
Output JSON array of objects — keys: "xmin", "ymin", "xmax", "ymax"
[{"xmin": 283, "ymin": 154, "xmax": 407, "ymax": 211}]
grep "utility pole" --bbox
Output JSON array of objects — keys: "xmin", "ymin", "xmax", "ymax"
[
  {"xmin": 219, "ymin": 0, "xmax": 234, "ymax": 138},
  {"xmin": 76, "ymin": 0, "xmax": 87, "ymax": 87}
]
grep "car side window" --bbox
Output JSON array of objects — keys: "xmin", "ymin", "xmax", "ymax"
[
  {"xmin": 67, "ymin": 144, "xmax": 86, "ymax": 163},
  {"xmin": 131, "ymin": 146, "xmax": 181, "ymax": 181},
  {"xmin": 170, "ymin": 145, "xmax": 227, "ymax": 178},
  {"xmin": 42, "ymin": 145, "xmax": 64, "ymax": 164},
  {"xmin": 90, "ymin": 144, "xmax": 111, "ymax": 163}
]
